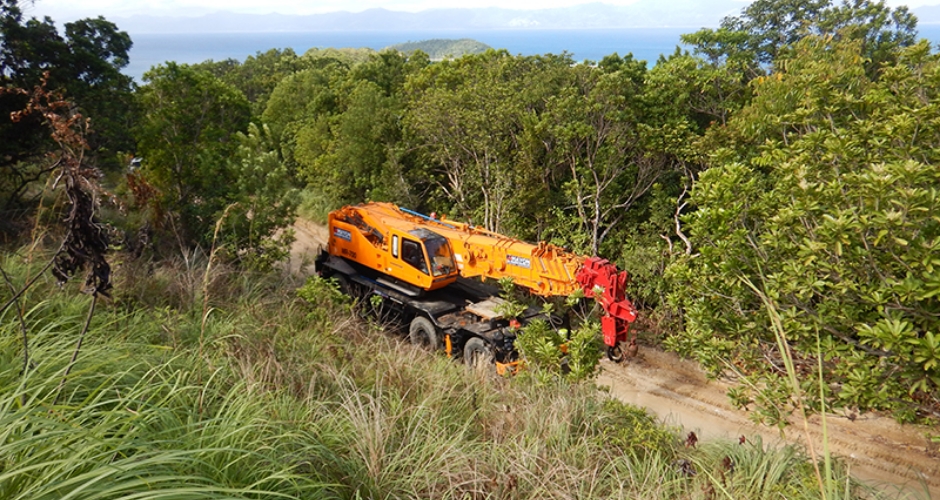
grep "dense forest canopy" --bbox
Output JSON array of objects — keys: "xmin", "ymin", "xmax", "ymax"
[{"xmin": 2, "ymin": 0, "xmax": 938, "ymax": 425}]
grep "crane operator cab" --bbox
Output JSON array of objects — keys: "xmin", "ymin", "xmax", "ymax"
[
  {"xmin": 392, "ymin": 228, "xmax": 458, "ymax": 290},
  {"xmin": 326, "ymin": 205, "xmax": 459, "ymax": 293}
]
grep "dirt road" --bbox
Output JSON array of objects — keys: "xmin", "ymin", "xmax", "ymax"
[
  {"xmin": 286, "ymin": 217, "xmax": 329, "ymax": 276},
  {"xmin": 598, "ymin": 350, "xmax": 939, "ymax": 498},
  {"xmin": 290, "ymin": 218, "xmax": 938, "ymax": 498}
]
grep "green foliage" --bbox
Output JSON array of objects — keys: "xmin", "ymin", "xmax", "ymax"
[
  {"xmin": 262, "ymin": 51, "xmax": 427, "ymax": 210},
  {"xmin": 194, "ymin": 48, "xmax": 307, "ymax": 117},
  {"xmin": 682, "ymin": 0, "xmax": 916, "ymax": 72},
  {"xmin": 514, "ymin": 319, "xmax": 603, "ymax": 383},
  {"xmin": 514, "ymin": 318, "xmax": 567, "ymax": 376},
  {"xmin": 668, "ymin": 37, "xmax": 940, "ymax": 419},
  {"xmin": 303, "ymin": 79, "xmax": 404, "ymax": 203},
  {"xmin": 387, "ymin": 38, "xmax": 492, "ymax": 60},
  {"xmin": 494, "ymin": 276, "xmax": 529, "ymax": 319},
  {"xmin": 404, "ymin": 50, "xmax": 576, "ymax": 234},
  {"xmin": 261, "ymin": 63, "xmax": 346, "ymax": 168},
  {"xmin": 0, "ymin": 0, "xmax": 134, "ymax": 208},
  {"xmin": 401, "ymin": 49, "xmax": 688, "ymax": 270},
  {"xmin": 689, "ymin": 436, "xmax": 860, "ymax": 500},
  {"xmin": 540, "ymin": 56, "xmax": 669, "ymax": 255},
  {"xmin": 301, "ymin": 46, "xmax": 376, "ymax": 66},
  {"xmin": 135, "ymin": 62, "xmax": 252, "ymax": 248},
  {"xmin": 220, "ymin": 123, "xmax": 299, "ymax": 270},
  {"xmin": 645, "ymin": 51, "xmax": 751, "ymax": 131},
  {"xmin": 296, "ymin": 273, "xmax": 353, "ymax": 322},
  {"xmin": 564, "ymin": 321, "xmax": 604, "ymax": 381},
  {"xmin": 591, "ymin": 399, "xmax": 677, "ymax": 458}
]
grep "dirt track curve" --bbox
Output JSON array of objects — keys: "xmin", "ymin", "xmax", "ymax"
[
  {"xmin": 598, "ymin": 350, "xmax": 940, "ymax": 498},
  {"xmin": 290, "ymin": 218, "xmax": 939, "ymax": 499}
]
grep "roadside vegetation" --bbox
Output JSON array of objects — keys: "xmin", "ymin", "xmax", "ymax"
[
  {"xmin": 0, "ymin": 247, "xmax": 891, "ymax": 499},
  {"xmin": 1, "ymin": 0, "xmax": 938, "ymax": 496}
]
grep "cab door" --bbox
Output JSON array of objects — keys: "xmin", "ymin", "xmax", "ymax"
[
  {"xmin": 398, "ymin": 237, "xmax": 430, "ymax": 287},
  {"xmin": 386, "ymin": 232, "xmax": 429, "ymax": 287}
]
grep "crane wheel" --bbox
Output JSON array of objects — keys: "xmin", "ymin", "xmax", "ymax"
[
  {"xmin": 409, "ymin": 316, "xmax": 440, "ymax": 351},
  {"xmin": 464, "ymin": 337, "xmax": 493, "ymax": 369},
  {"xmin": 334, "ymin": 274, "xmax": 353, "ymax": 296}
]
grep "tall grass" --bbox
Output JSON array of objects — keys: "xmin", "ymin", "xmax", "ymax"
[
  {"xmin": 0, "ymin": 248, "xmax": 910, "ymax": 499},
  {"xmin": 0, "ymin": 341, "xmax": 324, "ymax": 498}
]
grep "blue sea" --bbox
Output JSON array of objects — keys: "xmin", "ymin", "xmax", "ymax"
[
  {"xmin": 124, "ymin": 26, "xmax": 940, "ymax": 82},
  {"xmin": 124, "ymin": 28, "xmax": 692, "ymax": 81}
]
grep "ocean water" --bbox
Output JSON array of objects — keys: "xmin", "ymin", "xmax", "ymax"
[
  {"xmin": 124, "ymin": 28, "xmax": 692, "ymax": 81},
  {"xmin": 124, "ymin": 25, "xmax": 940, "ymax": 83}
]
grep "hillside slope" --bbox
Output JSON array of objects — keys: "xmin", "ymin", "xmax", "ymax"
[{"xmin": 292, "ymin": 216, "xmax": 939, "ymax": 498}]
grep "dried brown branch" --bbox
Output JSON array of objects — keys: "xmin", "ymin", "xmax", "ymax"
[{"xmin": 3, "ymin": 72, "xmax": 114, "ymax": 400}]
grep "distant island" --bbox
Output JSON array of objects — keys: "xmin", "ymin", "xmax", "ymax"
[{"xmin": 387, "ymin": 39, "xmax": 492, "ymax": 60}]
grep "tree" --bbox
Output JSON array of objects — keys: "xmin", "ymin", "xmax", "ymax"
[
  {"xmin": 682, "ymin": 0, "xmax": 917, "ymax": 74},
  {"xmin": 667, "ymin": 38, "xmax": 940, "ymax": 421},
  {"xmin": 195, "ymin": 48, "xmax": 306, "ymax": 117},
  {"xmin": 303, "ymin": 79, "xmax": 407, "ymax": 205},
  {"xmin": 264, "ymin": 51, "xmax": 429, "ymax": 210},
  {"xmin": 221, "ymin": 123, "xmax": 299, "ymax": 270},
  {"xmin": 539, "ymin": 57, "xmax": 673, "ymax": 256},
  {"xmin": 0, "ymin": 0, "xmax": 134, "ymax": 209},
  {"xmin": 61, "ymin": 16, "xmax": 135, "ymax": 157},
  {"xmin": 261, "ymin": 62, "xmax": 347, "ymax": 179},
  {"xmin": 405, "ymin": 50, "xmax": 574, "ymax": 235},
  {"xmin": 135, "ymin": 62, "xmax": 251, "ymax": 247}
]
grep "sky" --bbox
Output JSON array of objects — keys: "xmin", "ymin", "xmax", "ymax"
[{"xmin": 20, "ymin": 0, "xmax": 940, "ymax": 23}]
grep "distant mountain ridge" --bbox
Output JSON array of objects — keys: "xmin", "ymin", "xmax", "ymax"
[{"xmin": 111, "ymin": 1, "xmax": 745, "ymax": 34}]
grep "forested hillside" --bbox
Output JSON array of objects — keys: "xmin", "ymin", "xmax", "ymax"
[
  {"xmin": 387, "ymin": 38, "xmax": 492, "ymax": 60},
  {"xmin": 1, "ymin": 0, "xmax": 938, "ymax": 496}
]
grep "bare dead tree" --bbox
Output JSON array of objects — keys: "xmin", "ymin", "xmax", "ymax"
[{"xmin": 0, "ymin": 73, "xmax": 113, "ymax": 402}]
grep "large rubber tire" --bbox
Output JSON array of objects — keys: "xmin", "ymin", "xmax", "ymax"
[
  {"xmin": 409, "ymin": 316, "xmax": 440, "ymax": 351},
  {"xmin": 464, "ymin": 337, "xmax": 493, "ymax": 369},
  {"xmin": 333, "ymin": 274, "xmax": 353, "ymax": 296}
]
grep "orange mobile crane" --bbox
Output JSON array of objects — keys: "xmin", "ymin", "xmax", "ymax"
[{"xmin": 315, "ymin": 202, "xmax": 638, "ymax": 368}]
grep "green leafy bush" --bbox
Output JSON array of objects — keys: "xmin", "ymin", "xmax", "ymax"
[
  {"xmin": 514, "ymin": 318, "xmax": 604, "ymax": 382},
  {"xmin": 668, "ymin": 38, "xmax": 940, "ymax": 420}
]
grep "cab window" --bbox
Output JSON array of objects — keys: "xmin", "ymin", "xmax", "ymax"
[
  {"xmin": 401, "ymin": 239, "xmax": 428, "ymax": 274},
  {"xmin": 424, "ymin": 237, "xmax": 455, "ymax": 277}
]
